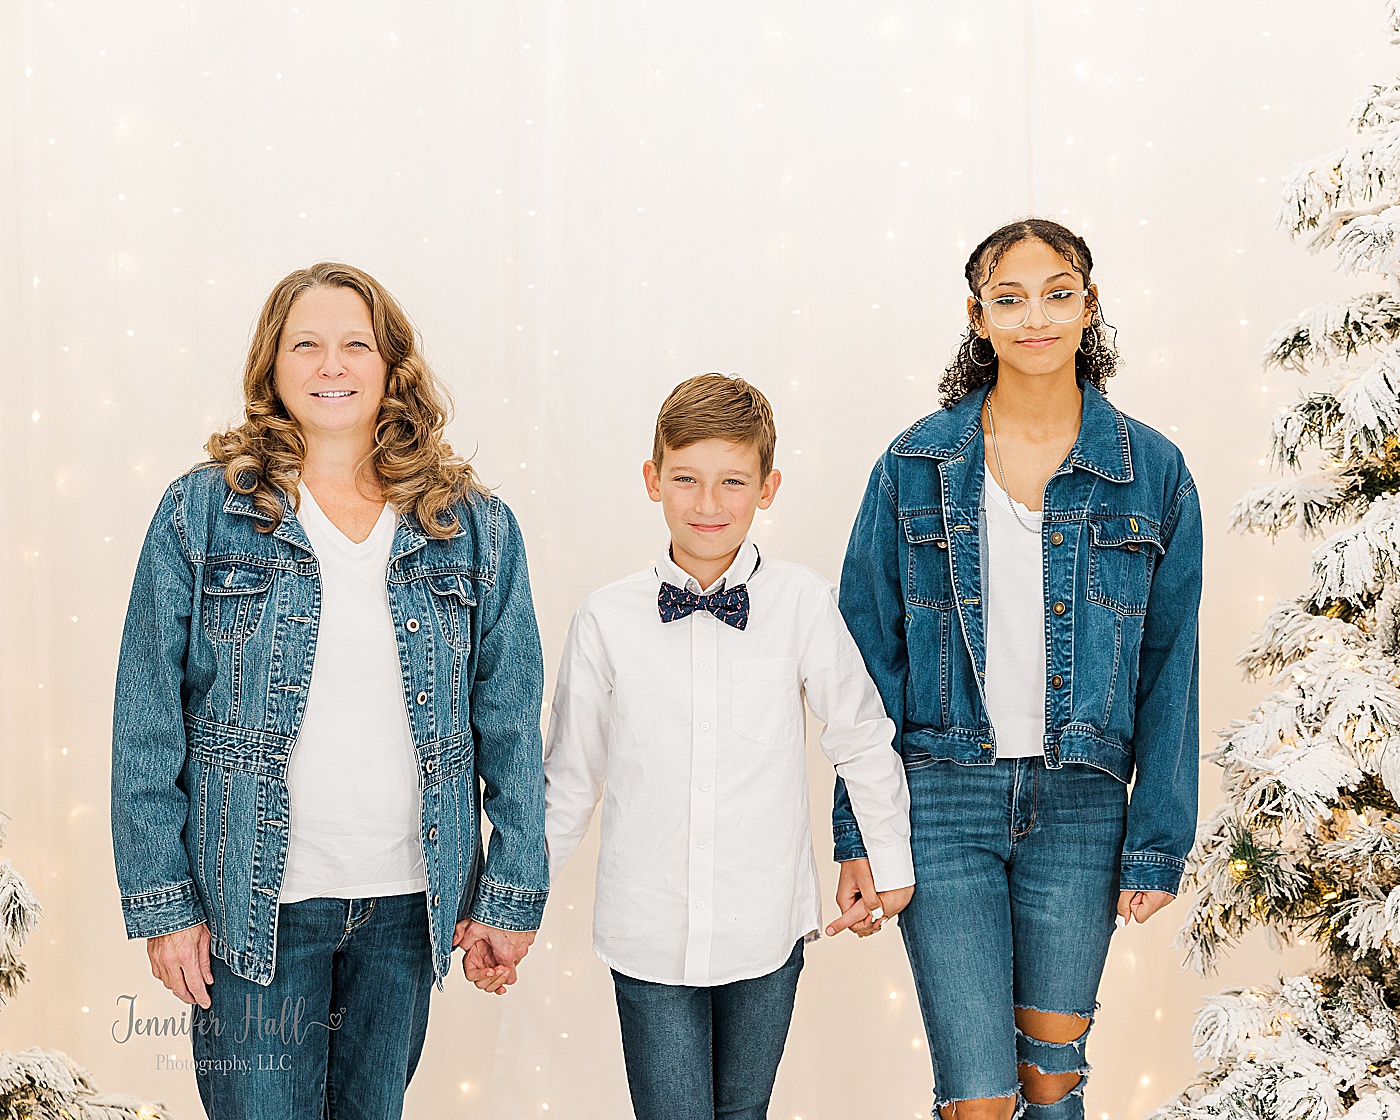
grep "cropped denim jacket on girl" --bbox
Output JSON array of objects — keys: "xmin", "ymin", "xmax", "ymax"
[
  {"xmin": 111, "ymin": 464, "xmax": 549, "ymax": 986},
  {"xmin": 833, "ymin": 381, "xmax": 1202, "ymax": 894}
]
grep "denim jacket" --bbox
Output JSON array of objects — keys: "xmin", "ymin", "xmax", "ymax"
[
  {"xmin": 111, "ymin": 464, "xmax": 549, "ymax": 986},
  {"xmin": 833, "ymin": 382, "xmax": 1202, "ymax": 894}
]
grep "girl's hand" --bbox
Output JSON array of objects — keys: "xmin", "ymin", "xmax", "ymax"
[
  {"xmin": 1116, "ymin": 889, "xmax": 1174, "ymax": 927},
  {"xmin": 877, "ymin": 885, "xmax": 915, "ymax": 921},
  {"xmin": 828, "ymin": 858, "xmax": 914, "ymax": 937}
]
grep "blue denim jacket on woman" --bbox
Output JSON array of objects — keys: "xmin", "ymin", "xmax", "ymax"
[
  {"xmin": 834, "ymin": 381, "xmax": 1202, "ymax": 894},
  {"xmin": 111, "ymin": 464, "xmax": 549, "ymax": 986}
]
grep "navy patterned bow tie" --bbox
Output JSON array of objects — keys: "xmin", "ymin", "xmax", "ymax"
[{"xmin": 658, "ymin": 582, "xmax": 750, "ymax": 630}]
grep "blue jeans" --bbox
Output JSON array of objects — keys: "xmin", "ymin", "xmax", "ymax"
[
  {"xmin": 899, "ymin": 758, "xmax": 1125, "ymax": 1120},
  {"xmin": 611, "ymin": 939, "xmax": 805, "ymax": 1120},
  {"xmin": 191, "ymin": 893, "xmax": 433, "ymax": 1119}
]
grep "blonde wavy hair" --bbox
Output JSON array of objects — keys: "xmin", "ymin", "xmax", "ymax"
[{"xmin": 205, "ymin": 262, "xmax": 485, "ymax": 538}]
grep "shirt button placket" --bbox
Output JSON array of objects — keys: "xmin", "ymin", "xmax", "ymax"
[{"xmin": 683, "ymin": 610, "xmax": 719, "ymax": 985}]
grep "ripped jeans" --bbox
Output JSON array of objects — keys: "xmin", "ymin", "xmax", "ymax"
[{"xmin": 899, "ymin": 757, "xmax": 1126, "ymax": 1119}]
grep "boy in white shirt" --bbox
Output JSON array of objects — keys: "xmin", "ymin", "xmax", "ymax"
[{"xmin": 476, "ymin": 373, "xmax": 914, "ymax": 1119}]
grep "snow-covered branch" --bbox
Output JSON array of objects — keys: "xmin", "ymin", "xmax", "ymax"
[
  {"xmin": 1280, "ymin": 141, "xmax": 1400, "ymax": 242},
  {"xmin": 1231, "ymin": 469, "xmax": 1358, "ymax": 537},
  {"xmin": 1266, "ymin": 292, "xmax": 1400, "ymax": 372},
  {"xmin": 1310, "ymin": 493, "xmax": 1400, "ymax": 604},
  {"xmin": 1333, "ymin": 208, "xmax": 1400, "ymax": 275},
  {"xmin": 1238, "ymin": 601, "xmax": 1366, "ymax": 679},
  {"xmin": 1273, "ymin": 393, "xmax": 1344, "ymax": 467}
]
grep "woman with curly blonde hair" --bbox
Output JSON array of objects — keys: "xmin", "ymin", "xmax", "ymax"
[{"xmin": 111, "ymin": 262, "xmax": 549, "ymax": 1118}]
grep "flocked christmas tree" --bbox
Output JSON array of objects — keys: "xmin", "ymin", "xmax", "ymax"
[
  {"xmin": 1154, "ymin": 5, "xmax": 1400, "ymax": 1118},
  {"xmin": 0, "ymin": 813, "xmax": 172, "ymax": 1120}
]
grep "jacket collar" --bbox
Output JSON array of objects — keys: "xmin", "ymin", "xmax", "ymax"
[{"xmin": 893, "ymin": 380, "xmax": 1134, "ymax": 483}]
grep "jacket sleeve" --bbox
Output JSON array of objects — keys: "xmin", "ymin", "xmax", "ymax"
[
  {"xmin": 833, "ymin": 457, "xmax": 910, "ymax": 864},
  {"xmin": 1121, "ymin": 472, "xmax": 1203, "ymax": 895},
  {"xmin": 468, "ymin": 499, "xmax": 550, "ymax": 931},
  {"xmin": 111, "ymin": 480, "xmax": 208, "ymax": 939}
]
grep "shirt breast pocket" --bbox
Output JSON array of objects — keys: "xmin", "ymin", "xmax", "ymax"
[
  {"xmin": 1086, "ymin": 516, "xmax": 1163, "ymax": 616},
  {"xmin": 901, "ymin": 512, "xmax": 954, "ymax": 609},
  {"xmin": 426, "ymin": 571, "xmax": 476, "ymax": 652},
  {"xmin": 730, "ymin": 657, "xmax": 801, "ymax": 746},
  {"xmin": 201, "ymin": 560, "xmax": 275, "ymax": 641}
]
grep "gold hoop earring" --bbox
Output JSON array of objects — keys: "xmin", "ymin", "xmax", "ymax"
[
  {"xmin": 1078, "ymin": 323, "xmax": 1099, "ymax": 355},
  {"xmin": 970, "ymin": 334, "xmax": 996, "ymax": 368}
]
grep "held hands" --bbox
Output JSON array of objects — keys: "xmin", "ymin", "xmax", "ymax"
[
  {"xmin": 454, "ymin": 918, "xmax": 537, "ymax": 996},
  {"xmin": 1116, "ymin": 889, "xmax": 1174, "ymax": 927},
  {"xmin": 827, "ymin": 858, "xmax": 914, "ymax": 938},
  {"xmin": 147, "ymin": 922, "xmax": 214, "ymax": 1008}
]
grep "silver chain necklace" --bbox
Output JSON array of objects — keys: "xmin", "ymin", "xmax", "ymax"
[{"xmin": 984, "ymin": 396, "xmax": 1041, "ymax": 535}]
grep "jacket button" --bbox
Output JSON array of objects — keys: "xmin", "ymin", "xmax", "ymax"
[
  {"xmin": 1052, "ymin": 601, "xmax": 1066, "ymax": 615},
  {"xmin": 406, "ymin": 618, "xmax": 420, "ymax": 632},
  {"xmin": 1127, "ymin": 542, "xmax": 1140, "ymax": 552},
  {"xmin": 416, "ymin": 691, "xmax": 427, "ymax": 705},
  {"xmin": 427, "ymin": 826, "xmax": 438, "ymax": 841},
  {"xmin": 1050, "ymin": 531, "xmax": 1064, "ymax": 546},
  {"xmin": 425, "ymin": 759, "xmax": 436, "ymax": 774},
  {"xmin": 431, "ymin": 893, "xmax": 440, "ymax": 907},
  {"xmin": 1051, "ymin": 674, "xmax": 1064, "ymax": 689},
  {"xmin": 936, "ymin": 539, "xmax": 948, "ymax": 549}
]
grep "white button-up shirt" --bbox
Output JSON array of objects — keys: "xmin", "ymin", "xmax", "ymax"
[{"xmin": 544, "ymin": 540, "xmax": 913, "ymax": 986}]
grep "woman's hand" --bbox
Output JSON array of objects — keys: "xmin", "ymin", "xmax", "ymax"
[
  {"xmin": 147, "ymin": 923, "xmax": 214, "ymax": 1008},
  {"xmin": 827, "ymin": 858, "xmax": 914, "ymax": 938},
  {"xmin": 1116, "ymin": 890, "xmax": 1174, "ymax": 926},
  {"xmin": 454, "ymin": 918, "xmax": 537, "ymax": 995}
]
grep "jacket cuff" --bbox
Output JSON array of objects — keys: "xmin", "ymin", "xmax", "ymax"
[
  {"xmin": 469, "ymin": 875, "xmax": 548, "ymax": 932},
  {"xmin": 866, "ymin": 842, "xmax": 915, "ymax": 893},
  {"xmin": 833, "ymin": 824, "xmax": 868, "ymax": 864},
  {"xmin": 1119, "ymin": 851, "xmax": 1185, "ymax": 895},
  {"xmin": 121, "ymin": 880, "xmax": 207, "ymax": 939}
]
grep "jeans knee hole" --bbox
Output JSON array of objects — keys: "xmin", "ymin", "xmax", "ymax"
[{"xmin": 1018, "ymin": 1069, "xmax": 1082, "ymax": 1106}]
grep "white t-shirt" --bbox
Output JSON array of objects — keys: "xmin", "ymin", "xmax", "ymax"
[
  {"xmin": 279, "ymin": 483, "xmax": 428, "ymax": 903},
  {"xmin": 983, "ymin": 464, "xmax": 1047, "ymax": 761}
]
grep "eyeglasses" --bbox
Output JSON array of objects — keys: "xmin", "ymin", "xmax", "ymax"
[{"xmin": 977, "ymin": 288, "xmax": 1088, "ymax": 330}]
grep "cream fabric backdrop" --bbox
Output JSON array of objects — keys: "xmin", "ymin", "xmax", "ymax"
[{"xmin": 0, "ymin": 2, "xmax": 1389, "ymax": 1117}]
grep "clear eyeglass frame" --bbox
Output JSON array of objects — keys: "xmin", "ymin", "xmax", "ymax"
[{"xmin": 977, "ymin": 288, "xmax": 1089, "ymax": 330}]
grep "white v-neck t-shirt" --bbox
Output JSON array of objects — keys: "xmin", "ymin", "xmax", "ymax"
[
  {"xmin": 279, "ymin": 483, "xmax": 428, "ymax": 903},
  {"xmin": 983, "ymin": 464, "xmax": 1047, "ymax": 761}
]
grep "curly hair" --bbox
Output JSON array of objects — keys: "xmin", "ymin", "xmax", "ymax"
[
  {"xmin": 940, "ymin": 218, "xmax": 1119, "ymax": 409},
  {"xmin": 204, "ymin": 262, "xmax": 484, "ymax": 538}
]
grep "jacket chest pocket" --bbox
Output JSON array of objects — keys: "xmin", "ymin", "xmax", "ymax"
[
  {"xmin": 731, "ymin": 658, "xmax": 801, "ymax": 745},
  {"xmin": 201, "ymin": 560, "xmax": 275, "ymax": 641},
  {"xmin": 426, "ymin": 571, "xmax": 476, "ymax": 652},
  {"xmin": 1086, "ymin": 516, "xmax": 1163, "ymax": 616},
  {"xmin": 902, "ymin": 513, "xmax": 954, "ymax": 610}
]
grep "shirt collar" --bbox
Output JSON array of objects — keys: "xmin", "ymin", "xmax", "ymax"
[{"xmin": 656, "ymin": 538, "xmax": 760, "ymax": 595}]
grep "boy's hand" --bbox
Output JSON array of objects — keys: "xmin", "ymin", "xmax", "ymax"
[{"xmin": 827, "ymin": 858, "xmax": 913, "ymax": 937}]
